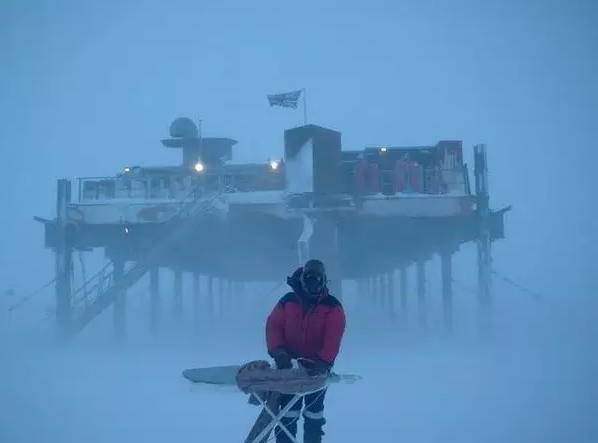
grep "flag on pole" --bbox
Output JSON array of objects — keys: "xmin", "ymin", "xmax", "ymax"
[{"xmin": 267, "ymin": 89, "xmax": 303, "ymax": 109}]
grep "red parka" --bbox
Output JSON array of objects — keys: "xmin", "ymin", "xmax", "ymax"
[{"xmin": 266, "ymin": 269, "xmax": 346, "ymax": 365}]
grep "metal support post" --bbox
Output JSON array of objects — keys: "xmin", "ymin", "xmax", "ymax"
[
  {"xmin": 218, "ymin": 278, "xmax": 225, "ymax": 317},
  {"xmin": 206, "ymin": 276, "xmax": 214, "ymax": 322},
  {"xmin": 474, "ymin": 144, "xmax": 492, "ymax": 334},
  {"xmin": 173, "ymin": 269, "xmax": 183, "ymax": 321},
  {"xmin": 416, "ymin": 260, "xmax": 426, "ymax": 328},
  {"xmin": 372, "ymin": 275, "xmax": 380, "ymax": 307},
  {"xmin": 192, "ymin": 272, "xmax": 200, "ymax": 330},
  {"xmin": 440, "ymin": 249, "xmax": 453, "ymax": 332},
  {"xmin": 55, "ymin": 179, "xmax": 73, "ymax": 338},
  {"xmin": 150, "ymin": 268, "xmax": 160, "ymax": 334},
  {"xmin": 112, "ymin": 256, "xmax": 126, "ymax": 339},
  {"xmin": 399, "ymin": 266, "xmax": 408, "ymax": 321},
  {"xmin": 387, "ymin": 270, "xmax": 396, "ymax": 320}
]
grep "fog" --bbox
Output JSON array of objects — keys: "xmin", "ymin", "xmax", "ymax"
[{"xmin": 1, "ymin": 0, "xmax": 597, "ymax": 442}]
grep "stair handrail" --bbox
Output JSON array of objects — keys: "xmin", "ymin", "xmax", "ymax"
[
  {"xmin": 67, "ymin": 188, "xmax": 228, "ymax": 334},
  {"xmin": 68, "ymin": 186, "xmax": 225, "ymax": 307}
]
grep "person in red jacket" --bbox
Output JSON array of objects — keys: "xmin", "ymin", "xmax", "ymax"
[{"xmin": 266, "ymin": 259, "xmax": 346, "ymax": 443}]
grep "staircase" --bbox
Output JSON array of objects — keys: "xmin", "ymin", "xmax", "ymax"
[{"xmin": 66, "ymin": 189, "xmax": 229, "ymax": 337}]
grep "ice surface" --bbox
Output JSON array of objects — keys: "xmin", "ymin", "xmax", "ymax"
[{"xmin": 1, "ymin": 305, "xmax": 597, "ymax": 443}]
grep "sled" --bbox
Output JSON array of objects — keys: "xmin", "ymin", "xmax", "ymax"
[{"xmin": 182, "ymin": 360, "xmax": 361, "ymax": 443}]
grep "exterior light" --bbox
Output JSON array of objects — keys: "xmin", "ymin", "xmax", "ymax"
[
  {"xmin": 269, "ymin": 160, "xmax": 279, "ymax": 171},
  {"xmin": 194, "ymin": 162, "xmax": 204, "ymax": 172},
  {"xmin": 380, "ymin": 147, "xmax": 387, "ymax": 153},
  {"xmin": 124, "ymin": 167, "xmax": 131, "ymax": 173}
]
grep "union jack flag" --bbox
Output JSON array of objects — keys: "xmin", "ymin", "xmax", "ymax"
[{"xmin": 267, "ymin": 89, "xmax": 302, "ymax": 109}]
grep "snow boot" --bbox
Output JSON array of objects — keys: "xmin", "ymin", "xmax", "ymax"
[{"xmin": 303, "ymin": 417, "xmax": 325, "ymax": 443}]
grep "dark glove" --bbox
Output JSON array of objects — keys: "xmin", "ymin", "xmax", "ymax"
[
  {"xmin": 271, "ymin": 348, "xmax": 293, "ymax": 370},
  {"xmin": 299, "ymin": 358, "xmax": 331, "ymax": 376}
]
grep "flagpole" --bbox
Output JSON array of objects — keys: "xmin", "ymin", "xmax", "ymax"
[{"xmin": 302, "ymin": 88, "xmax": 307, "ymax": 126}]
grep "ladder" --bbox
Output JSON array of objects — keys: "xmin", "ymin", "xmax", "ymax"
[{"xmin": 66, "ymin": 188, "xmax": 228, "ymax": 337}]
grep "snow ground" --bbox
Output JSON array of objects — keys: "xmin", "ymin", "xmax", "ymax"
[
  {"xmin": 1, "ymin": 320, "xmax": 597, "ymax": 443},
  {"xmin": 1, "ymin": 283, "xmax": 597, "ymax": 443}
]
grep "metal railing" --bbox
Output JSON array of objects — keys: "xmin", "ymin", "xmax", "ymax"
[
  {"xmin": 346, "ymin": 165, "xmax": 469, "ymax": 196},
  {"xmin": 68, "ymin": 187, "xmax": 228, "ymax": 335},
  {"xmin": 76, "ymin": 164, "xmax": 468, "ymax": 204},
  {"xmin": 77, "ymin": 171, "xmax": 285, "ymax": 203}
]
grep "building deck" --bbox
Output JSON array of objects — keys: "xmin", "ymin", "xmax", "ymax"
[{"xmin": 36, "ymin": 120, "xmax": 508, "ymax": 338}]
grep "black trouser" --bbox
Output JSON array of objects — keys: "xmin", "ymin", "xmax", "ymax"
[{"xmin": 275, "ymin": 389, "xmax": 327, "ymax": 443}]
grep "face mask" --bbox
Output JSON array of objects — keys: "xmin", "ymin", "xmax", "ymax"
[{"xmin": 301, "ymin": 271, "xmax": 324, "ymax": 295}]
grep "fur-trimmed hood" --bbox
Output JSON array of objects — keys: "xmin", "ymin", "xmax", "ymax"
[{"xmin": 286, "ymin": 267, "xmax": 329, "ymax": 301}]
